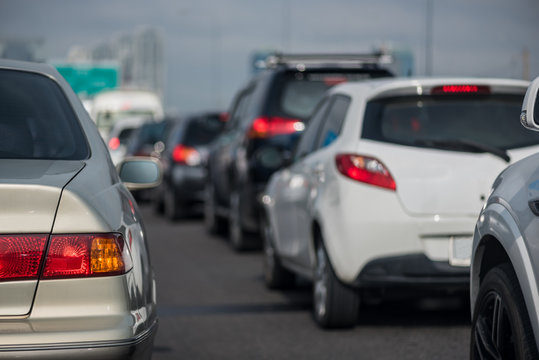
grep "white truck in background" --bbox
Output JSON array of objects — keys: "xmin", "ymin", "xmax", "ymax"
[{"xmin": 90, "ymin": 89, "xmax": 164, "ymax": 138}]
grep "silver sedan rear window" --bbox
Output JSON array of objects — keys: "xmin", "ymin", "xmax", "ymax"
[{"xmin": 0, "ymin": 69, "xmax": 89, "ymax": 160}]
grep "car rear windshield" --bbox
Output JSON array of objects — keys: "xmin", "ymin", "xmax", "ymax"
[
  {"xmin": 0, "ymin": 69, "xmax": 89, "ymax": 160},
  {"xmin": 268, "ymin": 69, "xmax": 392, "ymax": 121},
  {"xmin": 361, "ymin": 93, "xmax": 539, "ymax": 151},
  {"xmin": 180, "ymin": 115, "xmax": 224, "ymax": 147},
  {"xmin": 127, "ymin": 121, "xmax": 170, "ymax": 155}
]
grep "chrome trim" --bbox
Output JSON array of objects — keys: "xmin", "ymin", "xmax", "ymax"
[{"xmin": 0, "ymin": 319, "xmax": 157, "ymax": 352}]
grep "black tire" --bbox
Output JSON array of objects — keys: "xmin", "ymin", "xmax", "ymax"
[
  {"xmin": 313, "ymin": 240, "xmax": 359, "ymax": 328},
  {"xmin": 164, "ymin": 184, "xmax": 181, "ymax": 221},
  {"xmin": 228, "ymin": 190, "xmax": 250, "ymax": 251},
  {"xmin": 204, "ymin": 183, "xmax": 226, "ymax": 235},
  {"xmin": 262, "ymin": 215, "xmax": 295, "ymax": 289},
  {"xmin": 471, "ymin": 263, "xmax": 539, "ymax": 360}
]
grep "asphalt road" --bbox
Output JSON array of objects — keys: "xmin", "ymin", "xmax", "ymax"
[{"xmin": 141, "ymin": 205, "xmax": 471, "ymax": 360}]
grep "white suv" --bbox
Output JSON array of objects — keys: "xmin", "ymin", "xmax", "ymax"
[
  {"xmin": 470, "ymin": 76, "xmax": 539, "ymax": 359},
  {"xmin": 261, "ymin": 77, "xmax": 539, "ymax": 328}
]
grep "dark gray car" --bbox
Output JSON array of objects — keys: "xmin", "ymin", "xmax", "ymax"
[{"xmin": 470, "ymin": 76, "xmax": 539, "ymax": 359}]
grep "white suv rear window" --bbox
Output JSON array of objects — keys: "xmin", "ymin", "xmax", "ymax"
[{"xmin": 362, "ymin": 94, "xmax": 539, "ymax": 151}]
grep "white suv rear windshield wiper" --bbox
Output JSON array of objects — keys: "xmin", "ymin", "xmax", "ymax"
[{"xmin": 414, "ymin": 138, "xmax": 510, "ymax": 163}]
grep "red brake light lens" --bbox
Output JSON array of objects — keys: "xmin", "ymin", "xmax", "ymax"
[
  {"xmin": 431, "ymin": 85, "xmax": 490, "ymax": 95},
  {"xmin": 172, "ymin": 145, "xmax": 201, "ymax": 166},
  {"xmin": 219, "ymin": 112, "xmax": 229, "ymax": 122},
  {"xmin": 248, "ymin": 117, "xmax": 305, "ymax": 139},
  {"xmin": 0, "ymin": 235, "xmax": 48, "ymax": 281},
  {"xmin": 323, "ymin": 76, "xmax": 348, "ymax": 86},
  {"xmin": 42, "ymin": 234, "xmax": 132, "ymax": 279},
  {"xmin": 335, "ymin": 154, "xmax": 396, "ymax": 191},
  {"xmin": 108, "ymin": 137, "xmax": 121, "ymax": 150}
]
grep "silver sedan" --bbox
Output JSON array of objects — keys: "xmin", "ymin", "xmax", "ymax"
[{"xmin": 0, "ymin": 59, "xmax": 160, "ymax": 359}]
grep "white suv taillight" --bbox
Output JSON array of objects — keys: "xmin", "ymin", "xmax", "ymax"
[{"xmin": 335, "ymin": 154, "xmax": 396, "ymax": 191}]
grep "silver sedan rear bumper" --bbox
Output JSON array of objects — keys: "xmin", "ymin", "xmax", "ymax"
[{"xmin": 0, "ymin": 319, "xmax": 157, "ymax": 360}]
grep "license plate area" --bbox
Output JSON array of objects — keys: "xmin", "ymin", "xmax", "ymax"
[{"xmin": 449, "ymin": 236, "xmax": 472, "ymax": 267}]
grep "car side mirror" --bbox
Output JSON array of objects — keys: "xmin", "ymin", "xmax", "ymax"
[
  {"xmin": 521, "ymin": 76, "xmax": 539, "ymax": 131},
  {"xmin": 117, "ymin": 157, "xmax": 162, "ymax": 190}
]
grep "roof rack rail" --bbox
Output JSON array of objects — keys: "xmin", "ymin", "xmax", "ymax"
[{"xmin": 264, "ymin": 52, "xmax": 393, "ymax": 69}]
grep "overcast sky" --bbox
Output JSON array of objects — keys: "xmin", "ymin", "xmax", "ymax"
[{"xmin": 1, "ymin": 0, "xmax": 538, "ymax": 114}]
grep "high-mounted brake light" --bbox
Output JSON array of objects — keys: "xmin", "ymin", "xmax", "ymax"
[
  {"xmin": 41, "ymin": 234, "xmax": 132, "ymax": 279},
  {"xmin": 172, "ymin": 145, "xmax": 201, "ymax": 166},
  {"xmin": 0, "ymin": 235, "xmax": 48, "ymax": 281},
  {"xmin": 248, "ymin": 116, "xmax": 305, "ymax": 139},
  {"xmin": 219, "ymin": 112, "xmax": 229, "ymax": 122},
  {"xmin": 108, "ymin": 137, "xmax": 121, "ymax": 150},
  {"xmin": 431, "ymin": 85, "xmax": 490, "ymax": 95},
  {"xmin": 335, "ymin": 154, "xmax": 396, "ymax": 191},
  {"xmin": 323, "ymin": 76, "xmax": 348, "ymax": 86}
]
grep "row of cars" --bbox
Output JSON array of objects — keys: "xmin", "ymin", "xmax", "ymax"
[
  {"xmin": 198, "ymin": 54, "xmax": 539, "ymax": 357},
  {"xmin": 105, "ymin": 112, "xmax": 226, "ymax": 220},
  {"xmin": 2, "ymin": 54, "xmax": 537, "ymax": 358}
]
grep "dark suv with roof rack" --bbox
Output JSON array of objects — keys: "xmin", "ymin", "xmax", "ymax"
[{"xmin": 205, "ymin": 53, "xmax": 394, "ymax": 250}]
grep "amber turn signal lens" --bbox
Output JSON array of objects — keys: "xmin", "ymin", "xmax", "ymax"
[
  {"xmin": 91, "ymin": 237, "xmax": 125, "ymax": 273},
  {"xmin": 42, "ymin": 233, "xmax": 132, "ymax": 279}
]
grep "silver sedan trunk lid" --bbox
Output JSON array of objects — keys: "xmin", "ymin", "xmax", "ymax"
[{"xmin": 0, "ymin": 160, "xmax": 84, "ymax": 316}]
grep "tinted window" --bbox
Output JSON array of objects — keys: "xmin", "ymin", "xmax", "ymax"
[
  {"xmin": 294, "ymin": 98, "xmax": 330, "ymax": 160},
  {"xmin": 281, "ymin": 80, "xmax": 329, "ymax": 119},
  {"xmin": 269, "ymin": 69, "xmax": 391, "ymax": 120},
  {"xmin": 118, "ymin": 128, "xmax": 135, "ymax": 144},
  {"xmin": 315, "ymin": 95, "xmax": 351, "ymax": 149},
  {"xmin": 228, "ymin": 90, "xmax": 252, "ymax": 129},
  {"xmin": 362, "ymin": 94, "xmax": 539, "ymax": 151},
  {"xmin": 127, "ymin": 121, "xmax": 169, "ymax": 155},
  {"xmin": 0, "ymin": 69, "xmax": 88, "ymax": 159},
  {"xmin": 180, "ymin": 115, "xmax": 225, "ymax": 146}
]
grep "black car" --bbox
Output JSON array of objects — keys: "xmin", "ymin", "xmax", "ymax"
[
  {"xmin": 125, "ymin": 119, "xmax": 172, "ymax": 157},
  {"xmin": 205, "ymin": 53, "xmax": 394, "ymax": 250},
  {"xmin": 154, "ymin": 112, "xmax": 226, "ymax": 220}
]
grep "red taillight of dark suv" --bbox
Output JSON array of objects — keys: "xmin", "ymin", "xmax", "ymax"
[
  {"xmin": 0, "ymin": 233, "xmax": 132, "ymax": 281},
  {"xmin": 247, "ymin": 116, "xmax": 305, "ymax": 139},
  {"xmin": 172, "ymin": 145, "xmax": 201, "ymax": 166}
]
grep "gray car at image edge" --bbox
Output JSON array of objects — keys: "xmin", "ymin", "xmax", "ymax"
[
  {"xmin": 0, "ymin": 59, "xmax": 159, "ymax": 359},
  {"xmin": 470, "ymin": 76, "xmax": 539, "ymax": 359}
]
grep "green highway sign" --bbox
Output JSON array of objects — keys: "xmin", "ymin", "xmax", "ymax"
[{"xmin": 53, "ymin": 63, "xmax": 119, "ymax": 97}]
